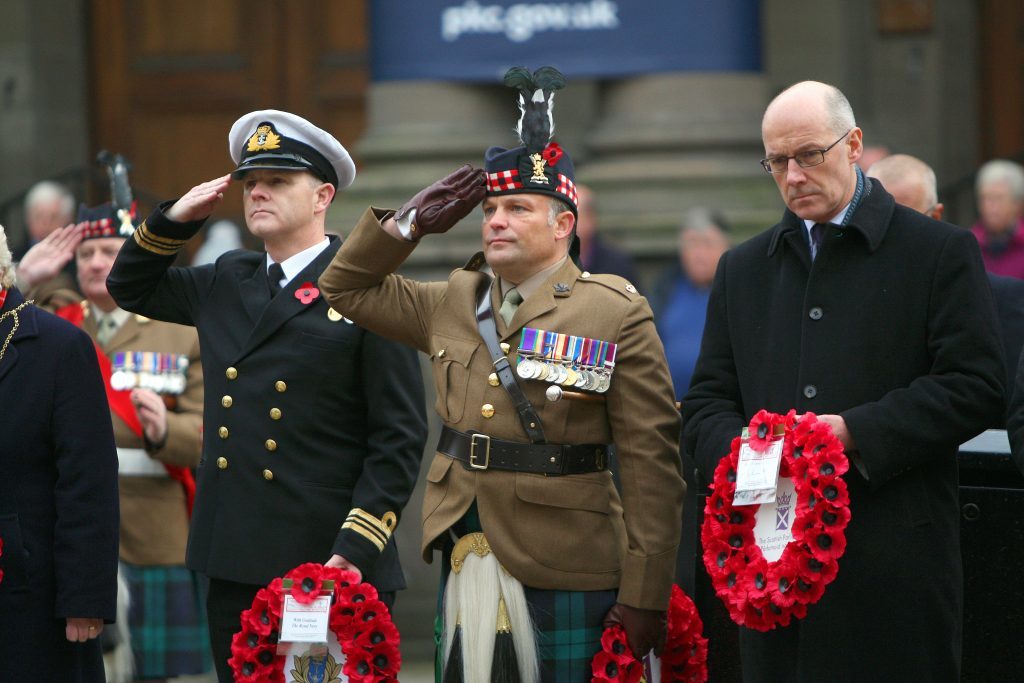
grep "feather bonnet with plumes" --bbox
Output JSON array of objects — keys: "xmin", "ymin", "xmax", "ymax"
[{"xmin": 503, "ymin": 66, "xmax": 566, "ymax": 155}]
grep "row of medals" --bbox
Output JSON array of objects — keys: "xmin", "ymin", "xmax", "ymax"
[
  {"xmin": 516, "ymin": 356, "xmax": 612, "ymax": 393},
  {"xmin": 110, "ymin": 354, "xmax": 190, "ymax": 395},
  {"xmin": 110, "ymin": 370, "xmax": 188, "ymax": 394}
]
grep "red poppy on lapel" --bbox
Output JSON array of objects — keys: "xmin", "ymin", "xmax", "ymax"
[{"xmin": 295, "ymin": 282, "xmax": 320, "ymax": 304}]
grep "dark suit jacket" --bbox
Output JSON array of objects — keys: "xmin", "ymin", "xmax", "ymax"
[
  {"xmin": 682, "ymin": 182, "xmax": 1004, "ymax": 679},
  {"xmin": 0, "ymin": 288, "xmax": 119, "ymax": 682},
  {"xmin": 107, "ymin": 206, "xmax": 428, "ymax": 590},
  {"xmin": 987, "ymin": 272, "xmax": 1024, "ymax": 423}
]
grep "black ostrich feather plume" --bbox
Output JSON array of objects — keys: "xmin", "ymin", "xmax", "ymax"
[{"xmin": 503, "ymin": 66, "xmax": 566, "ymax": 155}]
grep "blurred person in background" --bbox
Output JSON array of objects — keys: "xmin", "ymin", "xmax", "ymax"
[
  {"xmin": 971, "ymin": 159, "xmax": 1024, "ymax": 278},
  {"xmin": 575, "ymin": 183, "xmax": 642, "ymax": 287},
  {"xmin": 14, "ymin": 180, "xmax": 79, "ymax": 293},
  {"xmin": 869, "ymin": 153, "xmax": 1024, "ymax": 424},
  {"xmin": 651, "ymin": 208, "xmax": 731, "ymax": 398},
  {"xmin": 18, "ymin": 180, "xmax": 76, "ymax": 257}
]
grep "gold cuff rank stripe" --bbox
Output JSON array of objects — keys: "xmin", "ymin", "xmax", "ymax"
[
  {"xmin": 133, "ymin": 221, "xmax": 189, "ymax": 256},
  {"xmin": 341, "ymin": 508, "xmax": 397, "ymax": 552}
]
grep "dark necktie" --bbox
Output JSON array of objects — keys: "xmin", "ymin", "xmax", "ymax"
[
  {"xmin": 810, "ymin": 223, "xmax": 828, "ymax": 261},
  {"xmin": 268, "ymin": 262, "xmax": 285, "ymax": 297}
]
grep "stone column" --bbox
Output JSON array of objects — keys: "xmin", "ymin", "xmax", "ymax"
[
  {"xmin": 581, "ymin": 72, "xmax": 776, "ymax": 261},
  {"xmin": 0, "ymin": 0, "xmax": 88, "ymax": 252}
]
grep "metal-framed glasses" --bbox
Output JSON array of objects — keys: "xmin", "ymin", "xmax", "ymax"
[{"xmin": 760, "ymin": 129, "xmax": 852, "ymax": 174}]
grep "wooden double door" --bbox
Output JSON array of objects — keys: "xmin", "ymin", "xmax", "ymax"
[{"xmin": 89, "ymin": 0, "xmax": 368, "ymax": 247}]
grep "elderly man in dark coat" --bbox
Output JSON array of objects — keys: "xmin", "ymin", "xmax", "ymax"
[
  {"xmin": 0, "ymin": 224, "xmax": 119, "ymax": 682},
  {"xmin": 682, "ymin": 81, "xmax": 1004, "ymax": 681}
]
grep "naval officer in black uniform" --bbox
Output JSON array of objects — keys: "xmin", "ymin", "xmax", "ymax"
[{"xmin": 106, "ymin": 110, "xmax": 428, "ymax": 681}]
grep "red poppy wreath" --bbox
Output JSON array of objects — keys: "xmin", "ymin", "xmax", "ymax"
[
  {"xmin": 591, "ymin": 585, "xmax": 708, "ymax": 683},
  {"xmin": 701, "ymin": 410, "xmax": 850, "ymax": 631},
  {"xmin": 229, "ymin": 562, "xmax": 400, "ymax": 683}
]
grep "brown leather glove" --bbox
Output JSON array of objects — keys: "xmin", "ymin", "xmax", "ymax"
[
  {"xmin": 395, "ymin": 164, "xmax": 486, "ymax": 240},
  {"xmin": 603, "ymin": 603, "xmax": 668, "ymax": 658}
]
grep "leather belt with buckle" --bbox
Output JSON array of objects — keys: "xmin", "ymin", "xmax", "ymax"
[{"xmin": 436, "ymin": 426, "xmax": 609, "ymax": 475}]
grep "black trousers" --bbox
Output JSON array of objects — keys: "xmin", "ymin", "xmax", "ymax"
[{"xmin": 206, "ymin": 576, "xmax": 395, "ymax": 682}]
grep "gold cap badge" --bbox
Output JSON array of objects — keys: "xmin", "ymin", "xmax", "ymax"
[{"xmin": 247, "ymin": 124, "xmax": 281, "ymax": 152}]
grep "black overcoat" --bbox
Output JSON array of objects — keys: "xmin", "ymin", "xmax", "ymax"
[
  {"xmin": 683, "ymin": 182, "xmax": 1004, "ymax": 680},
  {"xmin": 0, "ymin": 288, "xmax": 119, "ymax": 682},
  {"xmin": 107, "ymin": 207, "xmax": 428, "ymax": 590}
]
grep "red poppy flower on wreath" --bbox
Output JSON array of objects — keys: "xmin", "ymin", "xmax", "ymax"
[
  {"xmin": 288, "ymin": 562, "xmax": 327, "ymax": 604},
  {"xmin": 591, "ymin": 644, "xmax": 643, "ymax": 683},
  {"xmin": 230, "ymin": 562, "xmax": 401, "ymax": 682},
  {"xmin": 701, "ymin": 411, "xmax": 851, "ymax": 632},
  {"xmin": 294, "ymin": 283, "xmax": 320, "ymax": 305},
  {"xmin": 591, "ymin": 585, "xmax": 708, "ymax": 683}
]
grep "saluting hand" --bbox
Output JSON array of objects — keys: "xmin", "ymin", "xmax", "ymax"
[
  {"xmin": 165, "ymin": 174, "xmax": 232, "ymax": 223},
  {"xmin": 132, "ymin": 388, "xmax": 168, "ymax": 447},
  {"xmin": 393, "ymin": 165, "xmax": 486, "ymax": 240},
  {"xmin": 16, "ymin": 223, "xmax": 83, "ymax": 288}
]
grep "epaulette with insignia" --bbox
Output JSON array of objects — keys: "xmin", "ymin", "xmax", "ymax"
[
  {"xmin": 462, "ymin": 251, "xmax": 486, "ymax": 272},
  {"xmin": 577, "ymin": 271, "xmax": 641, "ymax": 300}
]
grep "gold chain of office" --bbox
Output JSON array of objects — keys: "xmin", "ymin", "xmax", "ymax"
[{"xmin": 0, "ymin": 300, "xmax": 34, "ymax": 364}]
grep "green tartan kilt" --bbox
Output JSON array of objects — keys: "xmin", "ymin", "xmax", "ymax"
[
  {"xmin": 435, "ymin": 535, "xmax": 616, "ymax": 682},
  {"xmin": 121, "ymin": 561, "xmax": 212, "ymax": 678}
]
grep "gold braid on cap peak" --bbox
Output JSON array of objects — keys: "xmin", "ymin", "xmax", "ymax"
[{"xmin": 341, "ymin": 508, "xmax": 397, "ymax": 551}]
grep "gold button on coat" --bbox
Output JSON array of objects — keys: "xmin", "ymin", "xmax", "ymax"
[
  {"xmin": 275, "ymin": 381, "xmax": 287, "ymax": 392},
  {"xmin": 265, "ymin": 439, "xmax": 277, "ymax": 451},
  {"xmin": 225, "ymin": 367, "xmax": 238, "ymax": 380},
  {"xmin": 217, "ymin": 457, "xmax": 228, "ymax": 469},
  {"xmin": 500, "ymin": 343, "xmax": 511, "ymax": 354},
  {"xmin": 270, "ymin": 408, "xmax": 282, "ymax": 420},
  {"xmin": 488, "ymin": 373, "xmax": 500, "ymax": 387},
  {"xmin": 481, "ymin": 404, "xmax": 495, "ymax": 418},
  {"xmin": 438, "ymin": 348, "xmax": 446, "ymax": 358},
  {"xmin": 218, "ymin": 426, "xmax": 229, "ymax": 439},
  {"xmin": 263, "ymin": 469, "xmax": 274, "ymax": 481},
  {"xmin": 221, "ymin": 395, "xmax": 233, "ymax": 408}
]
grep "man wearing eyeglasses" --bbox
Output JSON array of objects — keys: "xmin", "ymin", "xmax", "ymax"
[{"xmin": 683, "ymin": 81, "xmax": 1004, "ymax": 680}]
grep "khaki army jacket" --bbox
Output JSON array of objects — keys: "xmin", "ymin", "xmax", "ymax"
[
  {"xmin": 84, "ymin": 308, "xmax": 203, "ymax": 566},
  {"xmin": 320, "ymin": 208, "xmax": 685, "ymax": 610}
]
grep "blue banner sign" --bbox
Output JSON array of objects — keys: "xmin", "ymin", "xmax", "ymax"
[{"xmin": 370, "ymin": 0, "xmax": 761, "ymax": 82}]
